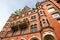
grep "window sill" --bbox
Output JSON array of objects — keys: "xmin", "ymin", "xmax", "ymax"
[{"xmin": 30, "ymin": 20, "xmax": 36, "ymax": 22}]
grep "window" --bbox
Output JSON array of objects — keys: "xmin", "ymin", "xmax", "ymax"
[
  {"xmin": 21, "ymin": 28, "xmax": 26, "ymax": 34},
  {"xmin": 24, "ymin": 13, "xmax": 28, "ymax": 16},
  {"xmin": 6, "ymin": 32, "xmax": 10, "ymax": 37},
  {"xmin": 44, "ymin": 35, "xmax": 55, "ymax": 40},
  {"xmin": 55, "ymin": 0, "xmax": 60, "ymax": 4},
  {"xmin": 0, "ymin": 32, "xmax": 4, "ymax": 37},
  {"xmin": 21, "ymin": 39, "xmax": 25, "ymax": 40},
  {"xmin": 42, "ymin": 19, "xmax": 47, "ymax": 27},
  {"xmin": 31, "ymin": 24, "xmax": 37, "ymax": 32},
  {"xmin": 48, "ymin": 7, "xmax": 55, "ymax": 13},
  {"xmin": 39, "ymin": 11, "xmax": 44, "ymax": 16},
  {"xmin": 13, "ymin": 31, "xmax": 17, "ymax": 36},
  {"xmin": 23, "ymin": 18, "xmax": 28, "ymax": 22},
  {"xmin": 30, "ymin": 37, "xmax": 39, "ymax": 40},
  {"xmin": 57, "ymin": 18, "xmax": 60, "ymax": 23},
  {"xmin": 31, "ymin": 15, "xmax": 36, "ymax": 21},
  {"xmin": 52, "ymin": 12, "xmax": 60, "ymax": 18},
  {"xmin": 32, "ymin": 10, "xmax": 36, "ymax": 14}
]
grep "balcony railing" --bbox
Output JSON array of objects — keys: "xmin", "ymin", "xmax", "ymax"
[
  {"xmin": 18, "ymin": 20, "xmax": 29, "ymax": 28},
  {"xmin": 11, "ymin": 20, "xmax": 29, "ymax": 32},
  {"xmin": 11, "ymin": 24, "xmax": 18, "ymax": 32}
]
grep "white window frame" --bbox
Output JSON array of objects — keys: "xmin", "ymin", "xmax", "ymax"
[
  {"xmin": 52, "ymin": 12, "xmax": 60, "ymax": 18},
  {"xmin": 48, "ymin": 7, "xmax": 55, "ymax": 13}
]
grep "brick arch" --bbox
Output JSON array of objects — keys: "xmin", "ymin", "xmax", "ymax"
[
  {"xmin": 44, "ymin": 35, "xmax": 55, "ymax": 40},
  {"xmin": 29, "ymin": 36, "xmax": 41, "ymax": 40},
  {"xmin": 42, "ymin": 30, "xmax": 55, "ymax": 37},
  {"xmin": 20, "ymin": 38, "xmax": 26, "ymax": 40}
]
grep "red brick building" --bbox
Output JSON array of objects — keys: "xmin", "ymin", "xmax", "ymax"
[{"xmin": 0, "ymin": 0, "xmax": 60, "ymax": 40}]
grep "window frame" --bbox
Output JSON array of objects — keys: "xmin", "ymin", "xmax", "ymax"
[
  {"xmin": 6, "ymin": 32, "xmax": 10, "ymax": 37},
  {"xmin": 48, "ymin": 7, "xmax": 55, "ymax": 13},
  {"xmin": 31, "ymin": 15, "xmax": 36, "ymax": 21},
  {"xmin": 23, "ymin": 18, "xmax": 28, "ymax": 22},
  {"xmin": 39, "ymin": 11, "xmax": 44, "ymax": 16},
  {"xmin": 52, "ymin": 12, "xmax": 60, "ymax": 18},
  {"xmin": 31, "ymin": 24, "xmax": 37, "ymax": 32},
  {"xmin": 21, "ymin": 28, "xmax": 26, "ymax": 34},
  {"xmin": 44, "ymin": 35, "xmax": 55, "ymax": 40},
  {"xmin": 42, "ymin": 19, "xmax": 47, "ymax": 27},
  {"xmin": 13, "ymin": 31, "xmax": 17, "ymax": 36}
]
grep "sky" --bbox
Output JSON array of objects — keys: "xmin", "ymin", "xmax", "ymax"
[{"xmin": 0, "ymin": 0, "xmax": 43, "ymax": 31}]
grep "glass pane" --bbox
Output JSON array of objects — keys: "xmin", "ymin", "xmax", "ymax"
[
  {"xmin": 31, "ymin": 24, "xmax": 37, "ymax": 32},
  {"xmin": 52, "ymin": 13, "xmax": 60, "ymax": 18},
  {"xmin": 21, "ymin": 28, "xmax": 26, "ymax": 34},
  {"xmin": 13, "ymin": 31, "xmax": 17, "ymax": 36},
  {"xmin": 31, "ymin": 16, "xmax": 36, "ymax": 21}
]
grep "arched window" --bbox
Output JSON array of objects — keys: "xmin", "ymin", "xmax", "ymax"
[
  {"xmin": 21, "ymin": 39, "xmax": 24, "ymax": 40},
  {"xmin": 20, "ymin": 38, "xmax": 26, "ymax": 40},
  {"xmin": 30, "ymin": 37, "xmax": 39, "ymax": 40},
  {"xmin": 39, "ymin": 11, "xmax": 44, "ymax": 16},
  {"xmin": 44, "ymin": 35, "xmax": 55, "ymax": 40},
  {"xmin": 42, "ymin": 19, "xmax": 47, "ymax": 27}
]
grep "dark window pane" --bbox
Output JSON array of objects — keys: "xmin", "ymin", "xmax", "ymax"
[
  {"xmin": 39, "ymin": 11, "xmax": 44, "ymax": 16},
  {"xmin": 31, "ymin": 24, "xmax": 37, "ymax": 32},
  {"xmin": 42, "ymin": 19, "xmax": 47, "ymax": 27},
  {"xmin": 44, "ymin": 35, "xmax": 55, "ymax": 40},
  {"xmin": 13, "ymin": 31, "xmax": 17, "ymax": 36},
  {"xmin": 31, "ymin": 15, "xmax": 36, "ymax": 21},
  {"xmin": 21, "ymin": 28, "xmax": 26, "ymax": 34}
]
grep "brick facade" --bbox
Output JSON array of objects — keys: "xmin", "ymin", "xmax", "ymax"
[{"xmin": 0, "ymin": 0, "xmax": 60, "ymax": 40}]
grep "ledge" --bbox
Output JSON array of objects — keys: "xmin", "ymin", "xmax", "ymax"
[{"xmin": 40, "ymin": 26, "xmax": 54, "ymax": 32}]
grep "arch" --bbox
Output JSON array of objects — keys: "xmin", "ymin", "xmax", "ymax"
[
  {"xmin": 42, "ymin": 30, "xmax": 54, "ymax": 37},
  {"xmin": 20, "ymin": 38, "xmax": 26, "ymax": 40},
  {"xmin": 44, "ymin": 35, "xmax": 55, "ymax": 40},
  {"xmin": 29, "ymin": 36, "xmax": 41, "ymax": 40}
]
